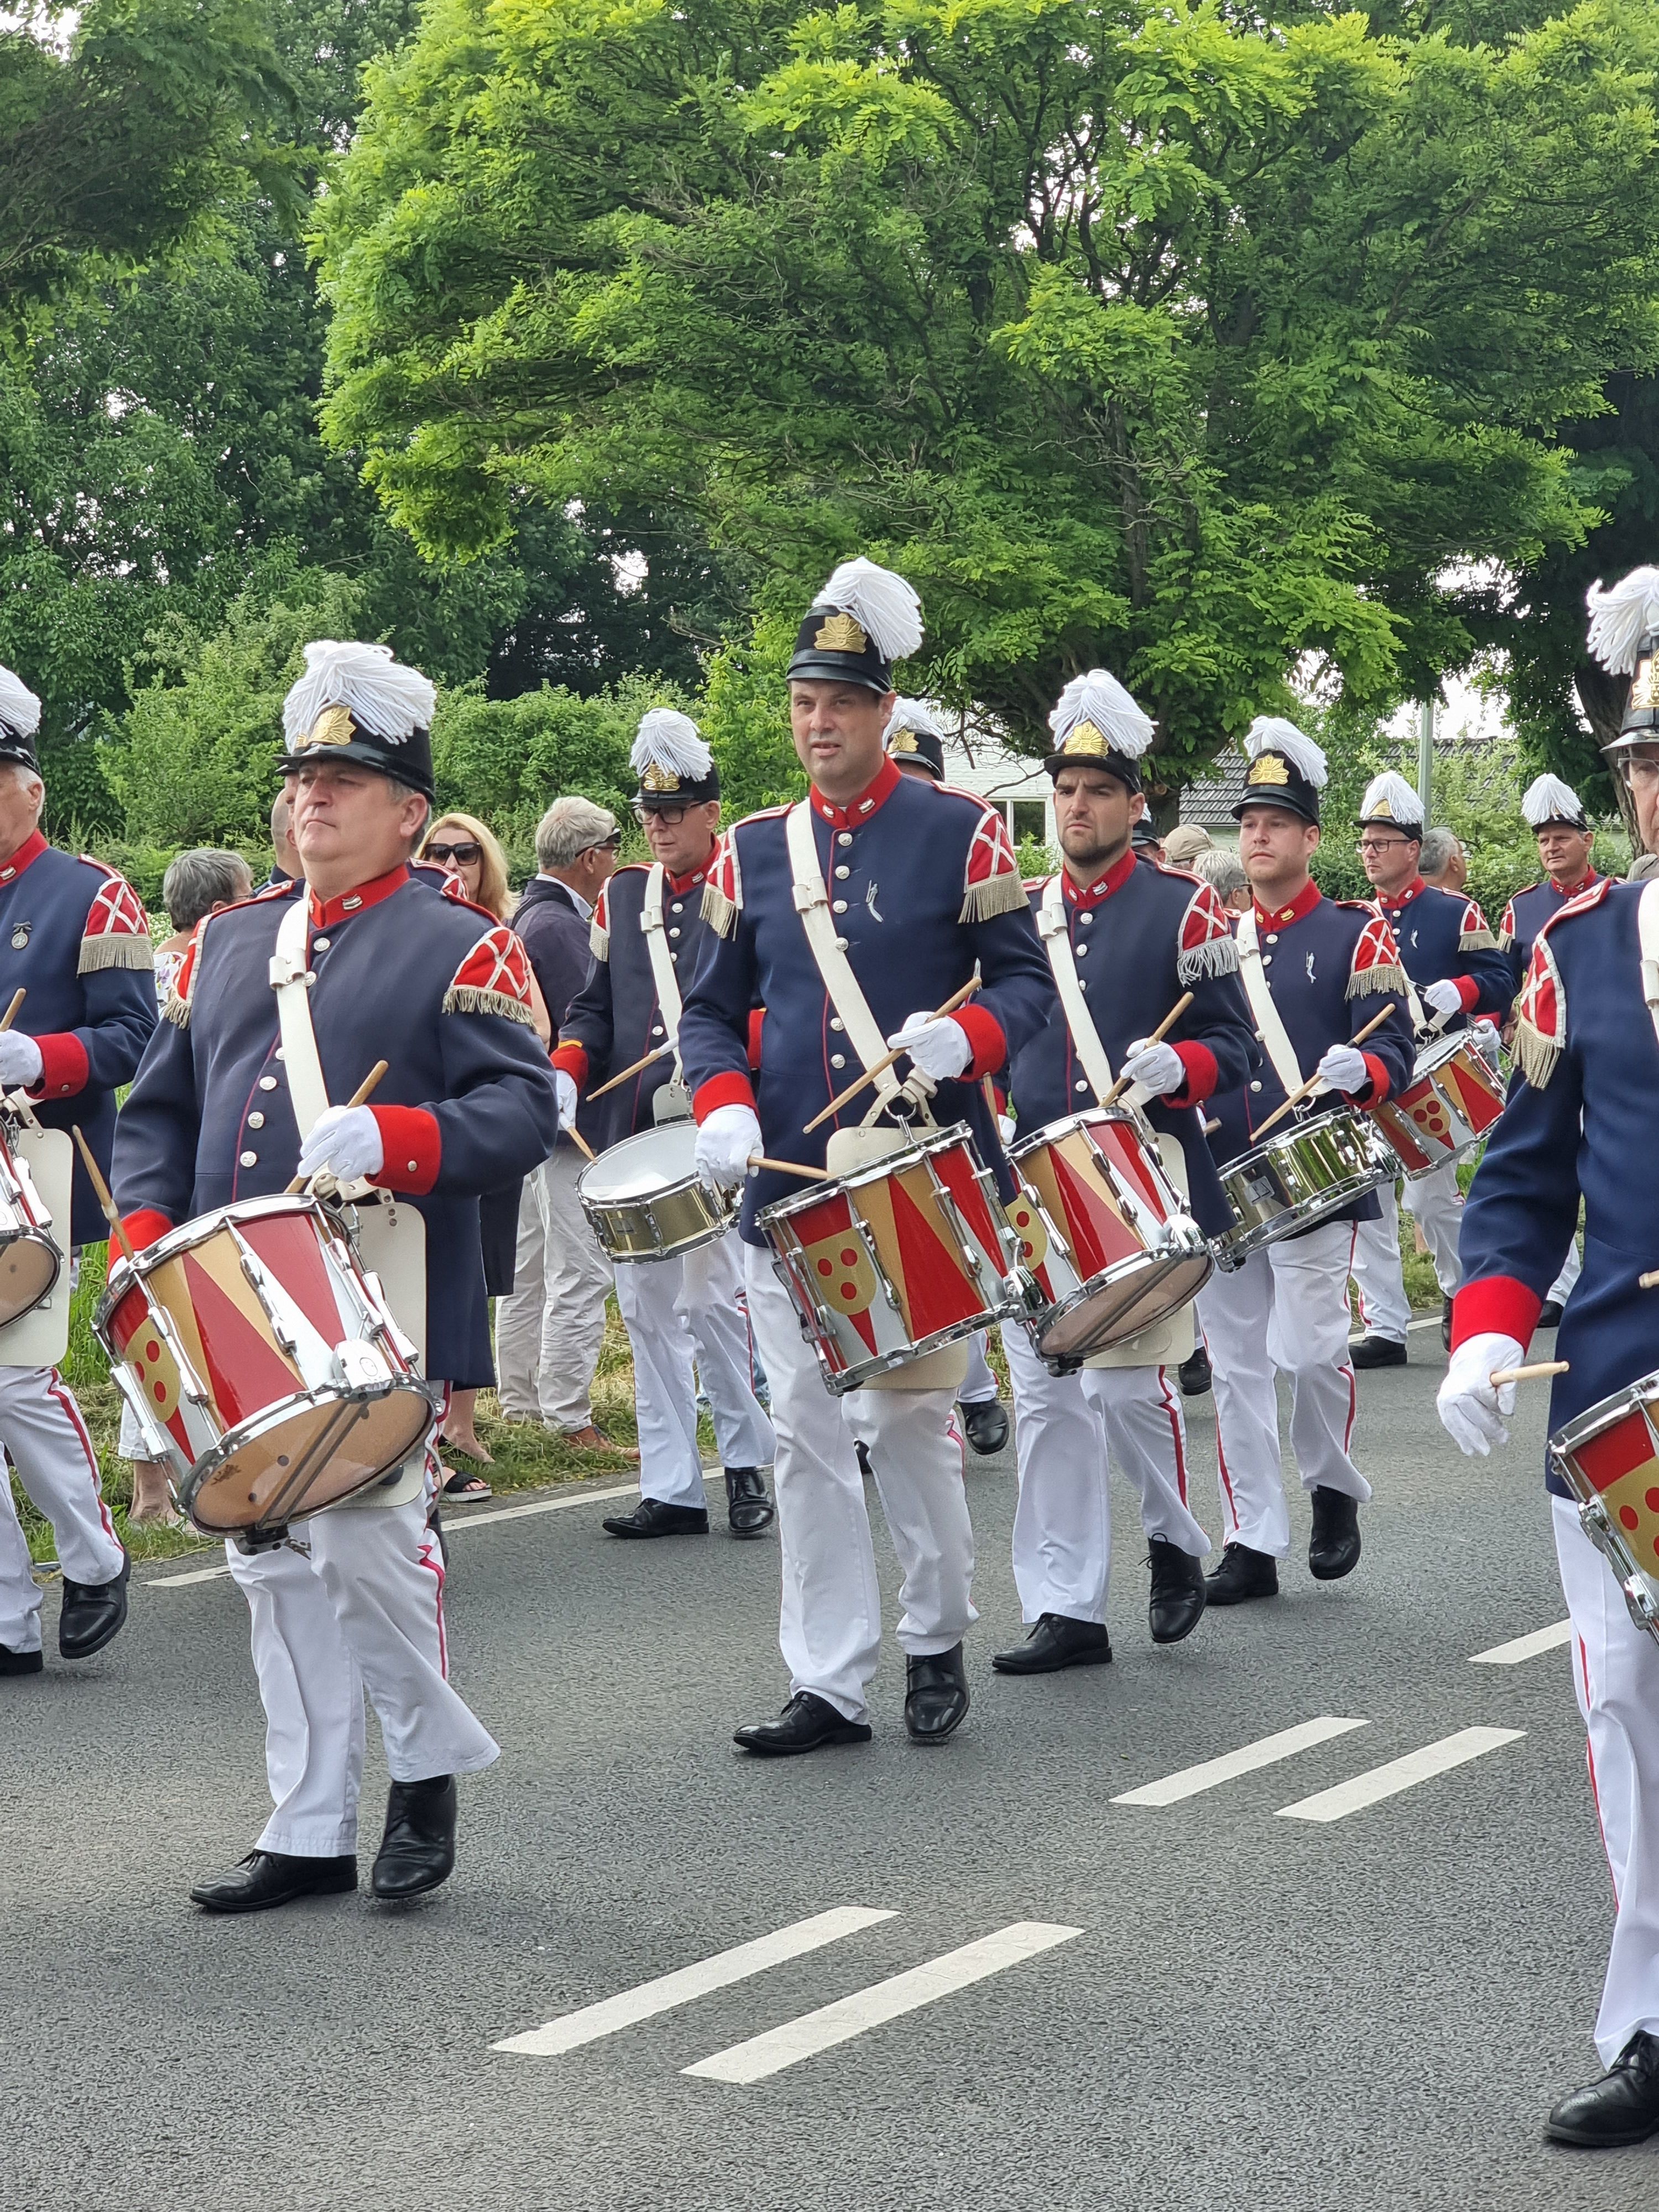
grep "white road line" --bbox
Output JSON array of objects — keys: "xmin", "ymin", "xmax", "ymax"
[
  {"xmin": 1110, "ymin": 1717, "xmax": 1370, "ymax": 1808},
  {"xmin": 146, "ymin": 1480, "xmax": 646, "ymax": 1587},
  {"xmin": 1470, "ymin": 1620, "xmax": 1572, "ymax": 1666},
  {"xmin": 493, "ymin": 1907, "xmax": 894, "ymax": 2057},
  {"xmin": 1276, "ymin": 1726, "xmax": 1524, "ymax": 1824},
  {"xmin": 682, "ymin": 1921, "xmax": 1083, "ymax": 2085}
]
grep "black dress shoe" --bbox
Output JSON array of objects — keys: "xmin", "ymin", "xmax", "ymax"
[
  {"xmin": 1204, "ymin": 1542, "xmax": 1280, "ymax": 1605},
  {"xmin": 1350, "ymin": 1334, "xmax": 1407, "ymax": 1370},
  {"xmin": 1177, "ymin": 1344, "xmax": 1212, "ymax": 1397},
  {"xmin": 58, "ymin": 1549, "xmax": 129, "ymax": 1658},
  {"xmin": 0, "ymin": 1642, "xmax": 43, "ymax": 1675},
  {"xmin": 991, "ymin": 1613, "xmax": 1112, "ymax": 1674},
  {"xmin": 1545, "ymin": 2031, "xmax": 1659, "ymax": 2147},
  {"xmin": 1147, "ymin": 1537, "xmax": 1207, "ymax": 1644},
  {"xmin": 724, "ymin": 1467, "xmax": 775, "ymax": 1537},
  {"xmin": 734, "ymin": 1691, "xmax": 872, "ymax": 1757},
  {"xmin": 905, "ymin": 1644, "xmax": 970, "ymax": 1741},
  {"xmin": 1539, "ymin": 1299, "xmax": 1564, "ymax": 1329},
  {"xmin": 372, "ymin": 1775, "xmax": 457, "ymax": 1900},
  {"xmin": 958, "ymin": 1399, "xmax": 1010, "ymax": 1455},
  {"xmin": 601, "ymin": 1497, "xmax": 709, "ymax": 1538},
  {"xmin": 1308, "ymin": 1485, "xmax": 1361, "ymax": 1580},
  {"xmin": 190, "ymin": 1849, "xmax": 357, "ymax": 1914},
  {"xmin": 1441, "ymin": 1293, "xmax": 1454, "ymax": 1352}
]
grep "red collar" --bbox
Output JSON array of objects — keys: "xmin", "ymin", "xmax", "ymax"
[
  {"xmin": 307, "ymin": 863, "xmax": 409, "ymax": 929},
  {"xmin": 1061, "ymin": 847, "xmax": 1139, "ymax": 910},
  {"xmin": 665, "ymin": 858, "xmax": 713, "ymax": 897},
  {"xmin": 1550, "ymin": 870, "xmax": 1599, "ymax": 900},
  {"xmin": 0, "ymin": 829, "xmax": 49, "ymax": 887},
  {"xmin": 1253, "ymin": 879, "xmax": 1322, "ymax": 928},
  {"xmin": 1378, "ymin": 874, "xmax": 1426, "ymax": 912},
  {"xmin": 811, "ymin": 755, "xmax": 901, "ymax": 828}
]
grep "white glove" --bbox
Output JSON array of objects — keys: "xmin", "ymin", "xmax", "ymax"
[
  {"xmin": 1422, "ymin": 977, "xmax": 1464, "ymax": 1022},
  {"xmin": 1316, "ymin": 1042, "xmax": 1369, "ymax": 1096},
  {"xmin": 997, "ymin": 1114, "xmax": 1016, "ymax": 1146},
  {"xmin": 1437, "ymin": 1332, "xmax": 1525, "ymax": 1458},
  {"xmin": 695, "ymin": 1103, "xmax": 762, "ymax": 1188},
  {"xmin": 0, "ymin": 1031, "xmax": 43, "ymax": 1089},
  {"xmin": 554, "ymin": 1068, "xmax": 580, "ymax": 1129},
  {"xmin": 888, "ymin": 1010, "xmax": 972, "ymax": 1082},
  {"xmin": 1121, "ymin": 1038, "xmax": 1185, "ymax": 1097},
  {"xmin": 296, "ymin": 1104, "xmax": 384, "ymax": 1185}
]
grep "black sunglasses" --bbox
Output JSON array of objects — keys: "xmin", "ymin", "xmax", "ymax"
[{"xmin": 426, "ymin": 841, "xmax": 483, "ymax": 865}]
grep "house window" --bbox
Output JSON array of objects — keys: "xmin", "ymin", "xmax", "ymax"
[{"xmin": 1011, "ymin": 801, "xmax": 1048, "ymax": 844}]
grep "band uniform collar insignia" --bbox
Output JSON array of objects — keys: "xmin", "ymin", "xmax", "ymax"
[
  {"xmin": 1246, "ymin": 752, "xmax": 1291, "ymax": 786},
  {"xmin": 813, "ymin": 612, "xmax": 868, "ymax": 653}
]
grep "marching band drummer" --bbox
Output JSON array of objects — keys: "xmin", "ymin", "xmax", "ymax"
[
  {"xmin": 1196, "ymin": 718, "xmax": 1415, "ymax": 1608},
  {"xmin": 993, "ymin": 672, "xmax": 1256, "ymax": 1673},
  {"xmin": 1438, "ymin": 566, "xmax": 1659, "ymax": 2150},
  {"xmin": 1346, "ymin": 771, "xmax": 1512, "ymax": 1365},
  {"xmin": 553, "ymin": 709, "xmax": 776, "ymax": 1541},
  {"xmin": 111, "ymin": 641, "xmax": 558, "ymax": 1914},
  {"xmin": 0, "ymin": 665, "xmax": 156, "ymax": 1677},
  {"xmin": 677, "ymin": 559, "xmax": 1054, "ymax": 1756}
]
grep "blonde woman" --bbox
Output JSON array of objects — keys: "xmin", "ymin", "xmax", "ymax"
[{"xmin": 418, "ymin": 812, "xmax": 553, "ymax": 1488}]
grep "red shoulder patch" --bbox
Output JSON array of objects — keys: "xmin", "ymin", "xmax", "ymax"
[
  {"xmin": 82, "ymin": 869, "xmax": 149, "ymax": 940},
  {"xmin": 443, "ymin": 925, "xmax": 536, "ymax": 1026}
]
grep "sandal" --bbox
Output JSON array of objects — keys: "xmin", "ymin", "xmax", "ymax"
[{"xmin": 440, "ymin": 1469, "xmax": 493, "ymax": 1502}]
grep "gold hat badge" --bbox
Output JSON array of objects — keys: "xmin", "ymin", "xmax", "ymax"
[
  {"xmin": 1061, "ymin": 721, "xmax": 1108, "ymax": 757},
  {"xmin": 1246, "ymin": 752, "xmax": 1291, "ymax": 786},
  {"xmin": 304, "ymin": 704, "xmax": 357, "ymax": 749},
  {"xmin": 889, "ymin": 729, "xmax": 919, "ymax": 754},
  {"xmin": 814, "ymin": 612, "xmax": 869, "ymax": 653},
  {"xmin": 640, "ymin": 761, "xmax": 682, "ymax": 792}
]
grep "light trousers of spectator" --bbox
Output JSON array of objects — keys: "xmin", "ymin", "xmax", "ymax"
[{"xmin": 494, "ymin": 1144, "xmax": 613, "ymax": 1431}]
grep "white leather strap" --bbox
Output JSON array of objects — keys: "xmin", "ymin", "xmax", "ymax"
[
  {"xmin": 1037, "ymin": 875, "xmax": 1115, "ymax": 1104},
  {"xmin": 1639, "ymin": 880, "xmax": 1659, "ymax": 1053},
  {"xmin": 638, "ymin": 863, "xmax": 684, "ymax": 1076},
  {"xmin": 269, "ymin": 895, "xmax": 332, "ymax": 1140},
  {"xmin": 784, "ymin": 800, "xmax": 901, "ymax": 1105},
  {"xmin": 1236, "ymin": 909, "xmax": 1304, "ymax": 1096}
]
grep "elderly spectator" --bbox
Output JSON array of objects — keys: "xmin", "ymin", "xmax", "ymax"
[
  {"xmin": 1419, "ymin": 825, "xmax": 1468, "ymax": 893},
  {"xmin": 494, "ymin": 797, "xmax": 635, "ymax": 1456},
  {"xmin": 1162, "ymin": 822, "xmax": 1214, "ymax": 869},
  {"xmin": 1193, "ymin": 844, "xmax": 1252, "ymax": 913}
]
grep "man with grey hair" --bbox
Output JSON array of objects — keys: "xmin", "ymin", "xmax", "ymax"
[
  {"xmin": 1193, "ymin": 844, "xmax": 1251, "ymax": 912},
  {"xmin": 1418, "ymin": 826, "xmax": 1468, "ymax": 892},
  {"xmin": 494, "ymin": 794, "xmax": 633, "ymax": 1452}
]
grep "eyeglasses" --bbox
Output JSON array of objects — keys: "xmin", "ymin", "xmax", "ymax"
[
  {"xmin": 1357, "ymin": 837, "xmax": 1412, "ymax": 855},
  {"xmin": 633, "ymin": 804, "xmax": 691, "ymax": 827},
  {"xmin": 1620, "ymin": 754, "xmax": 1659, "ymax": 792},
  {"xmin": 426, "ymin": 841, "xmax": 482, "ymax": 865}
]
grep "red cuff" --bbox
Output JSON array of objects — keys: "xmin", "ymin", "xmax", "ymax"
[
  {"xmin": 693, "ymin": 1072, "xmax": 758, "ymax": 1121},
  {"xmin": 747, "ymin": 1009, "xmax": 765, "ymax": 1071},
  {"xmin": 1351, "ymin": 1051, "xmax": 1392, "ymax": 1107},
  {"xmin": 1451, "ymin": 1274, "xmax": 1542, "ymax": 1353},
  {"xmin": 952, "ymin": 1004, "xmax": 1008, "ymax": 1080},
  {"xmin": 1168, "ymin": 1041, "xmax": 1219, "ymax": 1108},
  {"xmin": 114, "ymin": 1208, "xmax": 173, "ymax": 1269},
  {"xmin": 368, "ymin": 1105, "xmax": 442, "ymax": 1196},
  {"xmin": 32, "ymin": 1031, "xmax": 89, "ymax": 1100},
  {"xmin": 1454, "ymin": 974, "xmax": 1480, "ymax": 1013},
  {"xmin": 550, "ymin": 1040, "xmax": 588, "ymax": 1088}
]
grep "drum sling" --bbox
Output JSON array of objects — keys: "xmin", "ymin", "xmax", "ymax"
[
  {"xmin": 1235, "ymin": 910, "xmax": 1304, "ymax": 1100},
  {"xmin": 639, "ymin": 862, "xmax": 693, "ymax": 1123},
  {"xmin": 1037, "ymin": 875, "xmax": 1117, "ymax": 1103}
]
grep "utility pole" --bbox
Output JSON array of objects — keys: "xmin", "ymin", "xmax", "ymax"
[{"xmin": 1417, "ymin": 696, "xmax": 1435, "ymax": 822}]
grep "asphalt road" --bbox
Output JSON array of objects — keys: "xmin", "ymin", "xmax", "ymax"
[{"xmin": 1, "ymin": 1322, "xmax": 1649, "ymax": 2212}]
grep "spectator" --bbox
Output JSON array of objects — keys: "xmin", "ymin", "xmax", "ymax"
[
  {"xmin": 1420, "ymin": 825, "xmax": 1468, "ymax": 892},
  {"xmin": 1193, "ymin": 844, "xmax": 1252, "ymax": 913},
  {"xmin": 264, "ymin": 795, "xmax": 301, "ymax": 890},
  {"xmin": 1162, "ymin": 823, "xmax": 1213, "ymax": 869},
  {"xmin": 1629, "ymin": 852, "xmax": 1659, "ymax": 883},
  {"xmin": 495, "ymin": 798, "xmax": 635, "ymax": 1457}
]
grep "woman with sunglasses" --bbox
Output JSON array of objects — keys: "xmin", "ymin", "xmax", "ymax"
[{"xmin": 418, "ymin": 811, "xmax": 552, "ymax": 1489}]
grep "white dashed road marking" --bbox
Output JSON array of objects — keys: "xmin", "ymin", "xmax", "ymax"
[
  {"xmin": 1110, "ymin": 1717, "xmax": 1370, "ymax": 1807},
  {"xmin": 1470, "ymin": 1621, "xmax": 1572, "ymax": 1666},
  {"xmin": 1276, "ymin": 1726, "xmax": 1524, "ymax": 1824}
]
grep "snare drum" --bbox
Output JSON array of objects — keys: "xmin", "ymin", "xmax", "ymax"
[
  {"xmin": 1007, "ymin": 1110, "xmax": 1211, "ymax": 1361},
  {"xmin": 1371, "ymin": 1030, "xmax": 1506, "ymax": 1180},
  {"xmin": 1552, "ymin": 1378, "xmax": 1659, "ymax": 1645},
  {"xmin": 759, "ymin": 1123, "xmax": 1022, "ymax": 1394},
  {"xmin": 97, "ymin": 1195, "xmax": 437, "ymax": 1545},
  {"xmin": 0, "ymin": 1119, "xmax": 60, "ymax": 1326},
  {"xmin": 578, "ymin": 1122, "xmax": 735, "ymax": 1262},
  {"xmin": 1213, "ymin": 1107, "xmax": 1396, "ymax": 1268}
]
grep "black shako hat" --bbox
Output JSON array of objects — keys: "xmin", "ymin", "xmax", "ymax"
[
  {"xmin": 279, "ymin": 640, "xmax": 437, "ymax": 802},
  {"xmin": 0, "ymin": 665, "xmax": 41, "ymax": 775},
  {"xmin": 1232, "ymin": 715, "xmax": 1328, "ymax": 828},
  {"xmin": 632, "ymin": 708, "xmax": 720, "ymax": 808},
  {"xmin": 787, "ymin": 559, "xmax": 923, "ymax": 693},
  {"xmin": 1521, "ymin": 773, "xmax": 1588, "ymax": 832},
  {"xmin": 1042, "ymin": 670, "xmax": 1155, "ymax": 794},
  {"xmin": 1587, "ymin": 566, "xmax": 1659, "ymax": 749},
  {"xmin": 884, "ymin": 697, "xmax": 946, "ymax": 781}
]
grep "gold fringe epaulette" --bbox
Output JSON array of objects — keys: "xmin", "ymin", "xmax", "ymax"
[
  {"xmin": 702, "ymin": 883, "xmax": 739, "ymax": 939},
  {"xmin": 1347, "ymin": 960, "xmax": 1407, "ymax": 999},
  {"xmin": 79, "ymin": 935, "xmax": 154, "ymax": 975},
  {"xmin": 958, "ymin": 872, "xmax": 1030, "ymax": 926},
  {"xmin": 161, "ymin": 989, "xmax": 191, "ymax": 1029},
  {"xmin": 1511, "ymin": 1018, "xmax": 1561, "ymax": 1091},
  {"xmin": 442, "ymin": 984, "xmax": 536, "ymax": 1026},
  {"xmin": 589, "ymin": 917, "xmax": 609, "ymax": 962},
  {"xmin": 1177, "ymin": 937, "xmax": 1239, "ymax": 987},
  {"xmin": 1459, "ymin": 925, "xmax": 1499, "ymax": 952}
]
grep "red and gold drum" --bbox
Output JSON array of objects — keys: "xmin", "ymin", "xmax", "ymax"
[
  {"xmin": 97, "ymin": 1195, "xmax": 437, "ymax": 1545},
  {"xmin": 0, "ymin": 1121, "xmax": 61, "ymax": 1325},
  {"xmin": 1552, "ymin": 1379, "xmax": 1659, "ymax": 1645},
  {"xmin": 1371, "ymin": 1030, "xmax": 1505, "ymax": 1180},
  {"xmin": 1008, "ymin": 1108, "xmax": 1211, "ymax": 1361},
  {"xmin": 759, "ymin": 1124, "xmax": 1024, "ymax": 1394}
]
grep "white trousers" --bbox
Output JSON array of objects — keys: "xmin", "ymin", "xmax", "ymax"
[
  {"xmin": 1003, "ymin": 1324, "xmax": 1208, "ymax": 1625},
  {"xmin": 494, "ymin": 1147, "xmax": 614, "ymax": 1431},
  {"xmin": 226, "ymin": 1488, "xmax": 500, "ymax": 1858},
  {"xmin": 1554, "ymin": 1496, "xmax": 1659, "ymax": 2066},
  {"xmin": 742, "ymin": 1240, "xmax": 974, "ymax": 1724},
  {"xmin": 1348, "ymin": 1191, "xmax": 1413, "ymax": 1347},
  {"xmin": 0, "ymin": 1366, "xmax": 124, "ymax": 1653},
  {"xmin": 959, "ymin": 1332, "xmax": 999, "ymax": 1407},
  {"xmin": 1195, "ymin": 1219, "xmax": 1371, "ymax": 1557},
  {"xmin": 613, "ymin": 1229, "xmax": 775, "ymax": 1507}
]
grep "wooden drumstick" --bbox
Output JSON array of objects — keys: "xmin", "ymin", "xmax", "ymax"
[
  {"xmin": 750, "ymin": 1155, "xmax": 832, "ymax": 1183},
  {"xmin": 1250, "ymin": 1006, "xmax": 1397, "ymax": 1140},
  {"xmin": 587, "ymin": 1039, "xmax": 675, "ymax": 1101},
  {"xmin": 1099, "ymin": 992, "xmax": 1195, "ymax": 1108},
  {"xmin": 565, "ymin": 1124, "xmax": 597, "ymax": 1163},
  {"xmin": 1641, "ymin": 1270, "xmax": 1659, "ymax": 1290},
  {"xmin": 802, "ymin": 978, "xmax": 983, "ymax": 1134},
  {"xmin": 0, "ymin": 987, "xmax": 25, "ymax": 1034},
  {"xmin": 1489, "ymin": 1360, "xmax": 1569, "ymax": 1386},
  {"xmin": 71, "ymin": 1122, "xmax": 135, "ymax": 1266},
  {"xmin": 285, "ymin": 1061, "xmax": 388, "ymax": 1194}
]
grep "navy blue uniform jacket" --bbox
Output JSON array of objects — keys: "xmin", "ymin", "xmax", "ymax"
[
  {"xmin": 677, "ymin": 758, "xmax": 1057, "ymax": 1246},
  {"xmin": 1370, "ymin": 874, "xmax": 1511, "ymax": 1026},
  {"xmin": 1007, "ymin": 849, "xmax": 1259, "ymax": 1239},
  {"xmin": 1499, "ymin": 869, "xmax": 1602, "ymax": 997},
  {"xmin": 111, "ymin": 866, "xmax": 558, "ymax": 1385},
  {"xmin": 514, "ymin": 872, "xmax": 603, "ymax": 1154}
]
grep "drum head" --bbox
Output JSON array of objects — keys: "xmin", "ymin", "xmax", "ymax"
[
  {"xmin": 1038, "ymin": 1252, "xmax": 1212, "ymax": 1358},
  {"xmin": 183, "ymin": 1386, "xmax": 432, "ymax": 1533},
  {"xmin": 580, "ymin": 1122, "xmax": 700, "ymax": 1204},
  {"xmin": 0, "ymin": 1232, "xmax": 58, "ymax": 1327}
]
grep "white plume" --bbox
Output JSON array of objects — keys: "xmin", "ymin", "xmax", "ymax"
[
  {"xmin": 283, "ymin": 640, "xmax": 436, "ymax": 745},
  {"xmin": 0, "ymin": 666, "xmax": 41, "ymax": 743},
  {"xmin": 1358, "ymin": 769, "xmax": 1423, "ymax": 828},
  {"xmin": 632, "ymin": 707, "xmax": 712, "ymax": 782},
  {"xmin": 1245, "ymin": 714, "xmax": 1327, "ymax": 789},
  {"xmin": 1048, "ymin": 669, "xmax": 1155, "ymax": 759},
  {"xmin": 1522, "ymin": 772, "xmax": 1586, "ymax": 828},
  {"xmin": 884, "ymin": 697, "xmax": 947, "ymax": 742},
  {"xmin": 813, "ymin": 559, "xmax": 924, "ymax": 662},
  {"xmin": 1586, "ymin": 566, "xmax": 1659, "ymax": 675}
]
